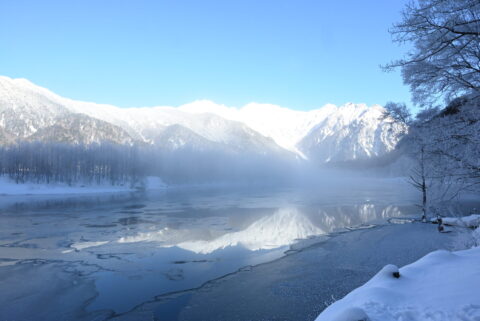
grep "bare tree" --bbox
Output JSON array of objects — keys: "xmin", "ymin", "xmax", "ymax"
[
  {"xmin": 0, "ymin": 142, "xmax": 146, "ymax": 187},
  {"xmin": 404, "ymin": 122, "xmax": 435, "ymax": 222},
  {"xmin": 384, "ymin": 0, "xmax": 480, "ymax": 106},
  {"xmin": 411, "ymin": 146, "xmax": 429, "ymax": 222}
]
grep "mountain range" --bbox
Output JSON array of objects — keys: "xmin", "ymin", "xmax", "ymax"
[{"xmin": 0, "ymin": 75, "xmax": 406, "ymax": 165}]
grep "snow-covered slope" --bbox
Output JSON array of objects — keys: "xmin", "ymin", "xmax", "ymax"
[
  {"xmin": 298, "ymin": 103, "xmax": 406, "ymax": 162},
  {"xmin": 0, "ymin": 75, "xmax": 406, "ymax": 164},
  {"xmin": 316, "ymin": 246, "xmax": 480, "ymax": 321},
  {"xmin": 178, "ymin": 100, "xmax": 406, "ymax": 161},
  {"xmin": 0, "ymin": 76, "xmax": 136, "ymax": 145},
  {"xmin": 179, "ymin": 101, "xmax": 338, "ymax": 155},
  {"xmin": 0, "ymin": 76, "xmax": 287, "ymax": 157}
]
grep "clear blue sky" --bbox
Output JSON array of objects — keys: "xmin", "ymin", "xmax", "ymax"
[{"xmin": 0, "ymin": 0, "xmax": 412, "ymax": 110}]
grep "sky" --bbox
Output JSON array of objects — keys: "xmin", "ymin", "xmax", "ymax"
[{"xmin": 0, "ymin": 0, "xmax": 412, "ymax": 110}]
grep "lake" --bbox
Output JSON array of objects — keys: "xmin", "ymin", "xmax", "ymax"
[{"xmin": 0, "ymin": 179, "xmax": 439, "ymax": 320}]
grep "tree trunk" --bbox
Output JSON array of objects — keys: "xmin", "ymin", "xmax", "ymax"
[{"xmin": 421, "ymin": 147, "xmax": 427, "ymax": 222}]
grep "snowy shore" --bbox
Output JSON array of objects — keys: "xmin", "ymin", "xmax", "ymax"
[
  {"xmin": 0, "ymin": 176, "xmax": 166, "ymax": 195},
  {"xmin": 316, "ymin": 221, "xmax": 480, "ymax": 321}
]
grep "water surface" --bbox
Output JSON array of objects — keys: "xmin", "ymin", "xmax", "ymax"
[{"xmin": 0, "ymin": 180, "xmax": 421, "ymax": 320}]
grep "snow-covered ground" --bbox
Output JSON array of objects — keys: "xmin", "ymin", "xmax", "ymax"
[
  {"xmin": 0, "ymin": 176, "xmax": 166, "ymax": 195},
  {"xmin": 441, "ymin": 214, "xmax": 480, "ymax": 228},
  {"xmin": 316, "ymin": 223, "xmax": 480, "ymax": 321}
]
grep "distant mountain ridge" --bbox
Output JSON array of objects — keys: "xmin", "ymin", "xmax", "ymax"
[{"xmin": 0, "ymin": 75, "xmax": 406, "ymax": 165}]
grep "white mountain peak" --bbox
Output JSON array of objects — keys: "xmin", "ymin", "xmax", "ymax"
[{"xmin": 0, "ymin": 75, "xmax": 405, "ymax": 163}]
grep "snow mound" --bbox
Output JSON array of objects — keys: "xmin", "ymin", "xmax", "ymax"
[
  {"xmin": 315, "ymin": 247, "xmax": 480, "ymax": 321},
  {"xmin": 332, "ymin": 307, "xmax": 370, "ymax": 321},
  {"xmin": 442, "ymin": 214, "xmax": 480, "ymax": 228}
]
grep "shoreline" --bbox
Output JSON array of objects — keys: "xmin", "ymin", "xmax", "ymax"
[
  {"xmin": 0, "ymin": 176, "xmax": 167, "ymax": 196},
  {"xmin": 110, "ymin": 221, "xmax": 456, "ymax": 321}
]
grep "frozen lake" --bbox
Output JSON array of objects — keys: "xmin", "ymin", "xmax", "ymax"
[{"xmin": 0, "ymin": 179, "xmax": 436, "ymax": 320}]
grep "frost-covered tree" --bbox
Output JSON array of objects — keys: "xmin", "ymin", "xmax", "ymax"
[
  {"xmin": 425, "ymin": 96, "xmax": 480, "ymax": 195},
  {"xmin": 382, "ymin": 102, "xmax": 413, "ymax": 125},
  {"xmin": 381, "ymin": 102, "xmax": 430, "ymax": 221},
  {"xmin": 384, "ymin": 0, "xmax": 480, "ymax": 106},
  {"xmin": 398, "ymin": 95, "xmax": 480, "ymax": 221}
]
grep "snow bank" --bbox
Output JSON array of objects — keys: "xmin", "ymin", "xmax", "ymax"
[
  {"xmin": 474, "ymin": 227, "xmax": 480, "ymax": 240},
  {"xmin": 0, "ymin": 176, "xmax": 166, "ymax": 195},
  {"xmin": 315, "ymin": 246, "xmax": 480, "ymax": 321},
  {"xmin": 441, "ymin": 214, "xmax": 480, "ymax": 228}
]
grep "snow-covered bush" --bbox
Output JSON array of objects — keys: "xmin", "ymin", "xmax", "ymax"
[{"xmin": 450, "ymin": 228, "xmax": 478, "ymax": 251}]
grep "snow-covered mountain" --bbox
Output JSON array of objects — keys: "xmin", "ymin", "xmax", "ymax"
[
  {"xmin": 0, "ymin": 76, "xmax": 287, "ymax": 158},
  {"xmin": 298, "ymin": 104, "xmax": 406, "ymax": 162},
  {"xmin": 0, "ymin": 75, "xmax": 406, "ymax": 164},
  {"xmin": 0, "ymin": 77, "xmax": 136, "ymax": 145},
  {"xmin": 180, "ymin": 100, "xmax": 406, "ymax": 162}
]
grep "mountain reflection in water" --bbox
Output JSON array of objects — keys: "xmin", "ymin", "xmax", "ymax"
[
  {"xmin": 0, "ymin": 182, "xmax": 417, "ymax": 315},
  {"xmin": 118, "ymin": 204, "xmax": 403, "ymax": 254}
]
